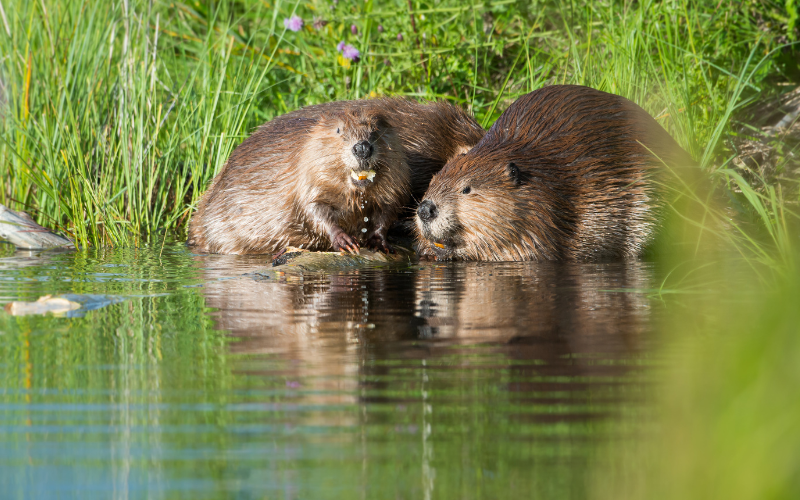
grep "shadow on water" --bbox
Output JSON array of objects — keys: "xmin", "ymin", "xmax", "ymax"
[{"xmin": 0, "ymin": 243, "xmax": 664, "ymax": 499}]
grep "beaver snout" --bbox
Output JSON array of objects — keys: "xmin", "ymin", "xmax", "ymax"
[
  {"xmin": 417, "ymin": 200, "xmax": 439, "ymax": 222},
  {"xmin": 352, "ymin": 140, "xmax": 374, "ymax": 159}
]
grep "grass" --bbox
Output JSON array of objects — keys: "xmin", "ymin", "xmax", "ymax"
[{"xmin": 0, "ymin": 0, "xmax": 797, "ymax": 261}]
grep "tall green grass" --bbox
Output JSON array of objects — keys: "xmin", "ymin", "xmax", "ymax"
[{"xmin": 0, "ymin": 0, "xmax": 796, "ymax": 255}]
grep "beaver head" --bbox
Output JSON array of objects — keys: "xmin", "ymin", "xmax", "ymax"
[
  {"xmin": 313, "ymin": 108, "xmax": 402, "ymax": 191},
  {"xmin": 414, "ymin": 146, "xmax": 574, "ymax": 261}
]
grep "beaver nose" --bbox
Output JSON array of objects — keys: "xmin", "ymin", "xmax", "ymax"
[
  {"xmin": 417, "ymin": 200, "xmax": 438, "ymax": 223},
  {"xmin": 353, "ymin": 140, "xmax": 373, "ymax": 159}
]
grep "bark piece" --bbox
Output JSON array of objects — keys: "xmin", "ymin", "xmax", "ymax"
[{"xmin": 259, "ymin": 242, "xmax": 415, "ymax": 276}]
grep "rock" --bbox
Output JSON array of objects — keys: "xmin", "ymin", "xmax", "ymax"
[{"xmin": 0, "ymin": 204, "xmax": 74, "ymax": 250}]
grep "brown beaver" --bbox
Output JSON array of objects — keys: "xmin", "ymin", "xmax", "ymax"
[
  {"xmin": 188, "ymin": 98, "xmax": 484, "ymax": 255},
  {"xmin": 415, "ymin": 85, "xmax": 698, "ymax": 261}
]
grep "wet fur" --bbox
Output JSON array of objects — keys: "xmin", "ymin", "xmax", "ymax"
[
  {"xmin": 416, "ymin": 85, "xmax": 697, "ymax": 261},
  {"xmin": 188, "ymin": 106, "xmax": 408, "ymax": 254},
  {"xmin": 364, "ymin": 99, "xmax": 486, "ymax": 200},
  {"xmin": 188, "ymin": 99, "xmax": 484, "ymax": 255}
]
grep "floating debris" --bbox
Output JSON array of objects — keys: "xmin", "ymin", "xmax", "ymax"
[{"xmin": 4, "ymin": 295, "xmax": 80, "ymax": 316}]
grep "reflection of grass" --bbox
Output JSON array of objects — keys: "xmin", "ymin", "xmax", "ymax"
[{"xmin": 0, "ymin": 0, "xmax": 796, "ymax": 252}]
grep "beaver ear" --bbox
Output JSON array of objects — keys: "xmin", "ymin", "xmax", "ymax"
[
  {"xmin": 375, "ymin": 114, "xmax": 391, "ymax": 130},
  {"xmin": 507, "ymin": 162, "xmax": 521, "ymax": 186},
  {"xmin": 446, "ymin": 145, "xmax": 472, "ymax": 163}
]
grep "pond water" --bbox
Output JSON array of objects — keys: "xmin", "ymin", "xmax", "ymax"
[{"xmin": 0, "ymin": 242, "xmax": 666, "ymax": 499}]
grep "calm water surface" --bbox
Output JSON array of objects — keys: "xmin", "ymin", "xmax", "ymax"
[{"xmin": 0, "ymin": 243, "xmax": 664, "ymax": 499}]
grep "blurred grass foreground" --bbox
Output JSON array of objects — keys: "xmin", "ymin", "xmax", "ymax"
[
  {"xmin": 592, "ymin": 258, "xmax": 800, "ymax": 500},
  {"xmin": 1, "ymin": 1, "xmax": 800, "ymax": 498}
]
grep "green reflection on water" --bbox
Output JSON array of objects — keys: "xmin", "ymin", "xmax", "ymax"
[{"xmin": 0, "ymin": 244, "xmax": 654, "ymax": 499}]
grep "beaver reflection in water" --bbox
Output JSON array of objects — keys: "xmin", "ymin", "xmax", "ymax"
[
  {"xmin": 415, "ymin": 85, "xmax": 697, "ymax": 261},
  {"xmin": 187, "ymin": 99, "xmax": 484, "ymax": 255}
]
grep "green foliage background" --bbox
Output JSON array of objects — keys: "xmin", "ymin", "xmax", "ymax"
[{"xmin": 0, "ymin": 0, "xmax": 797, "ymax": 249}]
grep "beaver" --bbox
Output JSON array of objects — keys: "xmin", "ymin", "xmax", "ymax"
[
  {"xmin": 415, "ymin": 85, "xmax": 698, "ymax": 261},
  {"xmin": 188, "ymin": 98, "xmax": 484, "ymax": 255},
  {"xmin": 362, "ymin": 98, "xmax": 486, "ymax": 201}
]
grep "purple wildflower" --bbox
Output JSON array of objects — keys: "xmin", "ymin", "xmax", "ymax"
[
  {"xmin": 342, "ymin": 44, "xmax": 360, "ymax": 61},
  {"xmin": 397, "ymin": 33, "xmax": 403, "ymax": 41},
  {"xmin": 350, "ymin": 24, "xmax": 358, "ymax": 35},
  {"xmin": 336, "ymin": 41, "xmax": 346, "ymax": 52},
  {"xmin": 283, "ymin": 15, "xmax": 304, "ymax": 32},
  {"xmin": 377, "ymin": 25, "xmax": 384, "ymax": 33},
  {"xmin": 383, "ymin": 58, "xmax": 391, "ymax": 66},
  {"xmin": 286, "ymin": 380, "xmax": 301, "ymax": 389}
]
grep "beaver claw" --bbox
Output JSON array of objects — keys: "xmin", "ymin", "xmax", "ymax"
[
  {"xmin": 366, "ymin": 233, "xmax": 393, "ymax": 254},
  {"xmin": 417, "ymin": 247, "xmax": 437, "ymax": 261},
  {"xmin": 332, "ymin": 231, "xmax": 360, "ymax": 254}
]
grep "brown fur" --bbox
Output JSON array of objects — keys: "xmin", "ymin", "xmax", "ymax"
[
  {"xmin": 415, "ymin": 85, "xmax": 698, "ymax": 261},
  {"xmin": 363, "ymin": 99, "xmax": 486, "ymax": 201},
  {"xmin": 188, "ymin": 98, "xmax": 484, "ymax": 255}
]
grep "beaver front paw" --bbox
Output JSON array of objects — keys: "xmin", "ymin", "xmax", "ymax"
[
  {"xmin": 331, "ymin": 231, "xmax": 360, "ymax": 254},
  {"xmin": 366, "ymin": 233, "xmax": 393, "ymax": 254},
  {"xmin": 416, "ymin": 246, "xmax": 438, "ymax": 261}
]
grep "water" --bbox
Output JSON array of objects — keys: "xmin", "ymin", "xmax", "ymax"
[{"xmin": 0, "ymin": 242, "xmax": 664, "ymax": 499}]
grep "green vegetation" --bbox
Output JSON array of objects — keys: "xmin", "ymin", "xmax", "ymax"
[{"xmin": 0, "ymin": 0, "xmax": 797, "ymax": 255}]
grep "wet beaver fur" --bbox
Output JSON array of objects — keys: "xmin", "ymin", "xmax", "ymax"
[
  {"xmin": 415, "ymin": 85, "xmax": 697, "ymax": 261},
  {"xmin": 187, "ymin": 98, "xmax": 484, "ymax": 255}
]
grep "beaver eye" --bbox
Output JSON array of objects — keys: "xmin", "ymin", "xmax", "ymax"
[
  {"xmin": 336, "ymin": 127, "xmax": 341, "ymax": 134},
  {"xmin": 461, "ymin": 186, "xmax": 471, "ymax": 195},
  {"xmin": 507, "ymin": 162, "xmax": 521, "ymax": 186}
]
